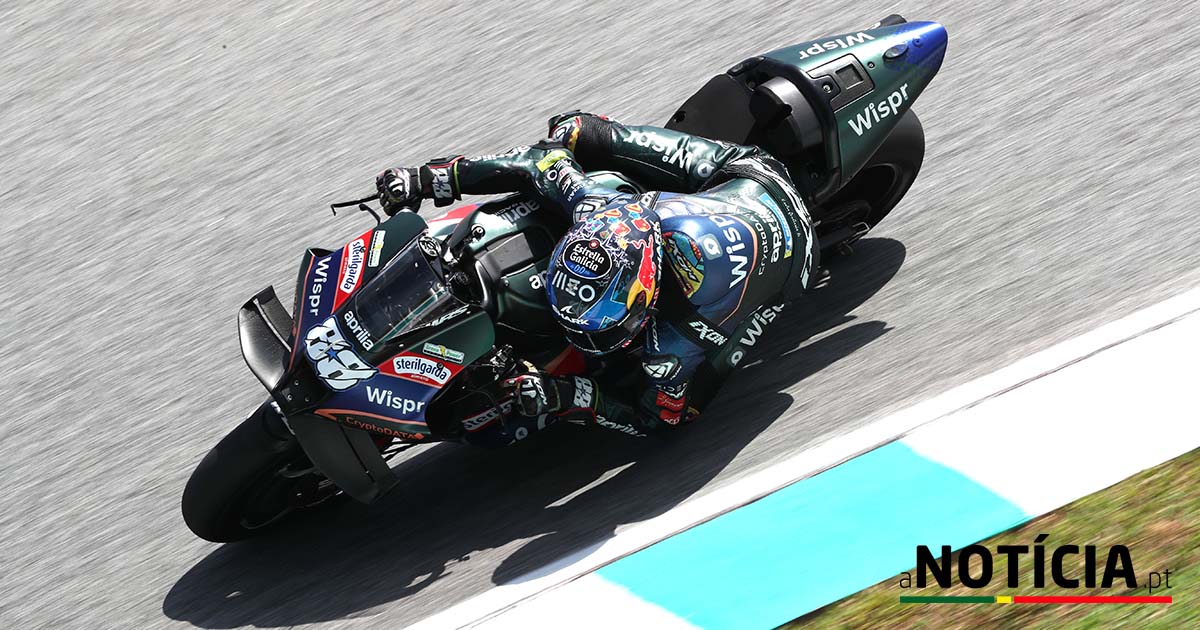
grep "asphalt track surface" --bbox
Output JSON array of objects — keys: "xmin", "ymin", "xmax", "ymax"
[{"xmin": 3, "ymin": 1, "xmax": 1199, "ymax": 627}]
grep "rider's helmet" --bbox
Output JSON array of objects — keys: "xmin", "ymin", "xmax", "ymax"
[{"xmin": 546, "ymin": 200, "xmax": 662, "ymax": 355}]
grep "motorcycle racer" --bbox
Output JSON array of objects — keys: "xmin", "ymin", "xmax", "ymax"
[{"xmin": 376, "ymin": 112, "xmax": 819, "ymax": 443}]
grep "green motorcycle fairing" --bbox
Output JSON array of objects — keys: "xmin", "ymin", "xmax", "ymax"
[{"xmin": 760, "ymin": 20, "xmax": 948, "ymax": 186}]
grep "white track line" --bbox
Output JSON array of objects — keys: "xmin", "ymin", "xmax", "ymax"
[{"xmin": 408, "ymin": 286, "xmax": 1200, "ymax": 630}]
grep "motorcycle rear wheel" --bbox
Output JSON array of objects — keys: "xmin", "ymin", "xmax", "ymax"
[
  {"xmin": 182, "ymin": 401, "xmax": 332, "ymax": 542},
  {"xmin": 817, "ymin": 110, "xmax": 925, "ymax": 253}
]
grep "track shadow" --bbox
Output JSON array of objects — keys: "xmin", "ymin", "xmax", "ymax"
[{"xmin": 162, "ymin": 237, "xmax": 905, "ymax": 628}]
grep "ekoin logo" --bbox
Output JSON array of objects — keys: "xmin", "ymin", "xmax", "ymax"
[
  {"xmin": 340, "ymin": 239, "xmax": 367, "ymax": 294},
  {"xmin": 392, "ymin": 355, "xmax": 452, "ymax": 386}
]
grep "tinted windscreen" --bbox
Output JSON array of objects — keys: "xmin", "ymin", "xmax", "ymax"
[{"xmin": 348, "ymin": 240, "xmax": 466, "ymax": 343}]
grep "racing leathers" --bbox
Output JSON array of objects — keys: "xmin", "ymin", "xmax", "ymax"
[{"xmin": 380, "ymin": 112, "xmax": 818, "ymax": 443}]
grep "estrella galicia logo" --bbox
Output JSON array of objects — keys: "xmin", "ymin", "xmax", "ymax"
[{"xmin": 563, "ymin": 239, "xmax": 612, "ymax": 280}]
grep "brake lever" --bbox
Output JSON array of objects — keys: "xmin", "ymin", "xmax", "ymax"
[{"xmin": 330, "ymin": 194, "xmax": 383, "ymax": 221}]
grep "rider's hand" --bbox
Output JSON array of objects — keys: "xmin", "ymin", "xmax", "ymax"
[
  {"xmin": 503, "ymin": 372, "xmax": 599, "ymax": 426},
  {"xmin": 504, "ymin": 372, "xmax": 568, "ymax": 417},
  {"xmin": 375, "ymin": 167, "xmax": 422, "ymax": 215}
]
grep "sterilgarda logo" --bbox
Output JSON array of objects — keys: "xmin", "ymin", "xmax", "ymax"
[
  {"xmin": 340, "ymin": 238, "xmax": 367, "ymax": 294},
  {"xmin": 388, "ymin": 354, "xmax": 454, "ymax": 387},
  {"xmin": 897, "ymin": 535, "xmax": 1175, "ymax": 604},
  {"xmin": 797, "ymin": 31, "xmax": 874, "ymax": 60}
]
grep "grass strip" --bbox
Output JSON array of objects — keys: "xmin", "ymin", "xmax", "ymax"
[{"xmin": 781, "ymin": 447, "xmax": 1199, "ymax": 629}]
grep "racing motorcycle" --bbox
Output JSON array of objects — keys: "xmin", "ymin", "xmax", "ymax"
[{"xmin": 183, "ymin": 15, "xmax": 947, "ymax": 541}]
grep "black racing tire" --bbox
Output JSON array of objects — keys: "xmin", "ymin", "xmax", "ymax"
[
  {"xmin": 181, "ymin": 401, "xmax": 310, "ymax": 542},
  {"xmin": 819, "ymin": 110, "xmax": 924, "ymax": 249}
]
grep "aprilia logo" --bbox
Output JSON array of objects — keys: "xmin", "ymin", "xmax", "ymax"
[
  {"xmin": 497, "ymin": 200, "xmax": 537, "ymax": 224},
  {"xmin": 343, "ymin": 311, "xmax": 374, "ymax": 350},
  {"xmin": 596, "ymin": 415, "xmax": 645, "ymax": 437}
]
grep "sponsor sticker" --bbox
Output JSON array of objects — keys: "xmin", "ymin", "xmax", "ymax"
[
  {"xmin": 306, "ymin": 256, "xmax": 333, "ymax": 317},
  {"xmin": 368, "ymin": 230, "xmax": 386, "ymax": 267},
  {"xmin": 664, "ymin": 231, "xmax": 705, "ymax": 298},
  {"xmin": 797, "ymin": 31, "xmax": 874, "ymax": 60},
  {"xmin": 847, "ymin": 83, "xmax": 910, "ymax": 137},
  {"xmin": 343, "ymin": 310, "xmax": 374, "ymax": 350},
  {"xmin": 596, "ymin": 415, "xmax": 645, "ymax": 437},
  {"xmin": 364, "ymin": 385, "xmax": 427, "ymax": 418},
  {"xmin": 340, "ymin": 238, "xmax": 367, "ymax": 294},
  {"xmin": 552, "ymin": 270, "xmax": 598, "ymax": 303},
  {"xmin": 656, "ymin": 389, "xmax": 686, "ymax": 412},
  {"xmin": 497, "ymin": 200, "xmax": 537, "ymax": 224},
  {"xmin": 563, "ymin": 239, "xmax": 612, "ymax": 279},
  {"xmin": 387, "ymin": 354, "xmax": 456, "ymax": 386},
  {"xmin": 462, "ymin": 400, "xmax": 512, "ymax": 432},
  {"xmin": 428, "ymin": 304, "xmax": 470, "ymax": 327},
  {"xmin": 688, "ymin": 320, "xmax": 729, "ymax": 346},
  {"xmin": 314, "ymin": 410, "xmax": 427, "ymax": 440},
  {"xmin": 643, "ymin": 355, "xmax": 681, "ymax": 381},
  {"xmin": 421, "ymin": 342, "xmax": 465, "ymax": 364}
]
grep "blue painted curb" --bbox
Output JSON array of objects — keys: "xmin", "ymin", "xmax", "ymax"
[{"xmin": 597, "ymin": 442, "xmax": 1030, "ymax": 629}]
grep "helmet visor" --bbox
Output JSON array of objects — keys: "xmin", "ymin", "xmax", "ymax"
[{"xmin": 561, "ymin": 294, "xmax": 648, "ymax": 354}]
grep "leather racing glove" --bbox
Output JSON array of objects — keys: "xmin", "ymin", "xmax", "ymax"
[
  {"xmin": 375, "ymin": 167, "xmax": 423, "ymax": 215},
  {"xmin": 503, "ymin": 371, "xmax": 598, "ymax": 426}
]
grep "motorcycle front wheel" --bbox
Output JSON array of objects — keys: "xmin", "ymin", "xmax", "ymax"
[{"xmin": 182, "ymin": 401, "xmax": 335, "ymax": 542}]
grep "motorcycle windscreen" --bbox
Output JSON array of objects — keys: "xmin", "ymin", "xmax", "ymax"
[
  {"xmin": 307, "ymin": 240, "xmax": 471, "ymax": 439},
  {"xmin": 345, "ymin": 241, "xmax": 467, "ymax": 346}
]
